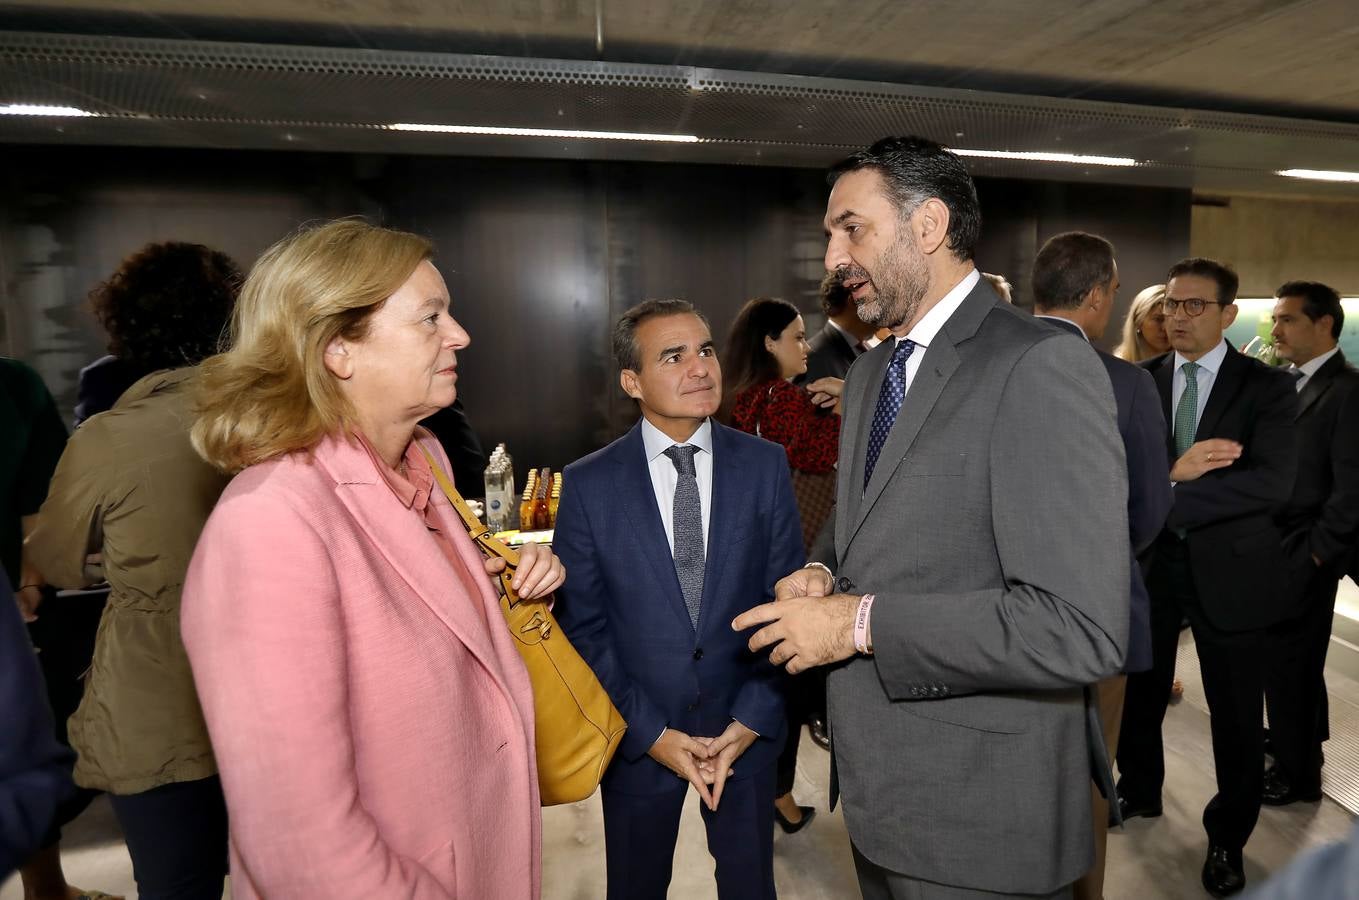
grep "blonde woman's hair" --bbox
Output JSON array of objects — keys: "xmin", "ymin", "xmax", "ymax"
[
  {"xmin": 1115, "ymin": 283, "xmax": 1167, "ymax": 363},
  {"xmin": 192, "ymin": 218, "xmax": 433, "ymax": 473}
]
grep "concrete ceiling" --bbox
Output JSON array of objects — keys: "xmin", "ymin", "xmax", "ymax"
[
  {"xmin": 3, "ymin": 0, "xmax": 1359, "ymax": 196},
  {"xmin": 7, "ymin": 0, "xmax": 1359, "ymax": 120}
]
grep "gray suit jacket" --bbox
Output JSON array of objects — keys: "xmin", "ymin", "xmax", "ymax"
[{"xmin": 815, "ymin": 279, "xmax": 1129, "ymax": 893}]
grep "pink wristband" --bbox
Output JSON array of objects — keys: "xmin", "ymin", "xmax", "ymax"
[{"xmin": 854, "ymin": 594, "xmax": 875, "ymax": 655}]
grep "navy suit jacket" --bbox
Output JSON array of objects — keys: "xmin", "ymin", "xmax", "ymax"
[
  {"xmin": 554, "ymin": 419, "xmax": 804, "ymax": 795},
  {"xmin": 1039, "ymin": 317, "xmax": 1173, "ymax": 672}
]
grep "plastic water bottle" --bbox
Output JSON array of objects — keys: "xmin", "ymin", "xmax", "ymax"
[
  {"xmin": 499, "ymin": 444, "xmax": 516, "ymax": 506},
  {"xmin": 483, "ymin": 444, "xmax": 515, "ymax": 532}
]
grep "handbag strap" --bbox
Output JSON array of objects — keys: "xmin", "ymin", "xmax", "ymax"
[
  {"xmin": 753, "ymin": 382, "xmax": 778, "ymax": 438},
  {"xmin": 417, "ymin": 445, "xmax": 520, "ymax": 568}
]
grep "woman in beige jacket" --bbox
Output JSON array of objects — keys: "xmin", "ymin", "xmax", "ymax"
[{"xmin": 26, "ymin": 242, "xmax": 240, "ymax": 900}]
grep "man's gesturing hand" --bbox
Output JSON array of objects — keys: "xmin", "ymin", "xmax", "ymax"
[
  {"xmin": 648, "ymin": 728, "xmax": 715, "ymax": 809},
  {"xmin": 732, "ymin": 593, "xmax": 859, "ymax": 674},
  {"xmin": 1171, "ymin": 438, "xmax": 1242, "ymax": 482}
]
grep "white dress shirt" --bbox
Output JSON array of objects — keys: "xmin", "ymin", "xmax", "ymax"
[
  {"xmin": 894, "ymin": 268, "xmax": 981, "ymax": 393},
  {"xmin": 1172, "ymin": 338, "xmax": 1230, "ymax": 433},
  {"xmin": 640, "ymin": 416, "xmax": 713, "ymax": 555},
  {"xmin": 1292, "ymin": 346, "xmax": 1340, "ymax": 392}
]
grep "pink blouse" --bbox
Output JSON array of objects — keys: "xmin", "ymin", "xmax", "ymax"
[{"xmin": 357, "ymin": 430, "xmax": 492, "ymax": 628}]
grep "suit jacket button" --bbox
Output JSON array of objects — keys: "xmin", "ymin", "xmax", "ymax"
[
  {"xmin": 693, "ymin": 648, "xmax": 704, "ymax": 660},
  {"xmin": 838, "ymin": 576, "xmax": 855, "ymax": 593}
]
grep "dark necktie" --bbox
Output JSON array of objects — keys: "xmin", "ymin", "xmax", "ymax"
[
  {"xmin": 864, "ymin": 339, "xmax": 918, "ymax": 490},
  {"xmin": 663, "ymin": 445, "xmax": 705, "ymax": 629}
]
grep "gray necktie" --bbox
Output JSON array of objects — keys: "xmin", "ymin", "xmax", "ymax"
[{"xmin": 664, "ymin": 444, "xmax": 705, "ymax": 629}]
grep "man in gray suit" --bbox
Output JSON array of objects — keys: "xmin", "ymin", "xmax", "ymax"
[{"xmin": 735, "ymin": 136, "xmax": 1130, "ymax": 899}]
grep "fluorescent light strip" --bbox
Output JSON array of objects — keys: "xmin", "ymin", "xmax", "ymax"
[
  {"xmin": 0, "ymin": 103, "xmax": 96, "ymax": 117},
  {"xmin": 953, "ymin": 148, "xmax": 1138, "ymax": 167},
  {"xmin": 1278, "ymin": 168, "xmax": 1359, "ymax": 184},
  {"xmin": 388, "ymin": 123, "xmax": 700, "ymax": 143}
]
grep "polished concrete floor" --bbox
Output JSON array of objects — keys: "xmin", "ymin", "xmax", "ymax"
[{"xmin": 5, "ymin": 631, "xmax": 1355, "ymax": 899}]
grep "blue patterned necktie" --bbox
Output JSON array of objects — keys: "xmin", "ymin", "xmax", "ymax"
[
  {"xmin": 663, "ymin": 445, "xmax": 705, "ymax": 629},
  {"xmin": 864, "ymin": 339, "xmax": 918, "ymax": 490}
]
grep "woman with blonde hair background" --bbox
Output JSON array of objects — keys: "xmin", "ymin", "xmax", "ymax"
[
  {"xmin": 1116, "ymin": 283, "xmax": 1171, "ymax": 362},
  {"xmin": 182, "ymin": 218, "xmax": 562, "ymax": 898}
]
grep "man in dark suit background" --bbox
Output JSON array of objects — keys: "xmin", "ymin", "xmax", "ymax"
[
  {"xmin": 796, "ymin": 271, "xmax": 877, "ymax": 386},
  {"xmin": 1116, "ymin": 257, "xmax": 1299, "ymax": 897},
  {"xmin": 1030, "ymin": 231, "xmax": 1174, "ymax": 900},
  {"xmin": 553, "ymin": 298, "xmax": 804, "ymax": 900},
  {"xmin": 1263, "ymin": 280, "xmax": 1359, "ymax": 806}
]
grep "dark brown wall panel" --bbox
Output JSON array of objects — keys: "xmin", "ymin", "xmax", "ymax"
[{"xmin": 1, "ymin": 145, "xmax": 1190, "ymax": 482}]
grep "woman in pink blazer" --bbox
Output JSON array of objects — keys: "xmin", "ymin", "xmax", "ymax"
[{"xmin": 182, "ymin": 219, "xmax": 561, "ymax": 899}]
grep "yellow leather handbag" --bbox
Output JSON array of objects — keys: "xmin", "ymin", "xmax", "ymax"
[{"xmin": 420, "ymin": 447, "xmax": 627, "ymax": 805}]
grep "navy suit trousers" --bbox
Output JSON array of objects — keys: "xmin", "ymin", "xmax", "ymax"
[{"xmin": 602, "ymin": 760, "xmax": 777, "ymax": 900}]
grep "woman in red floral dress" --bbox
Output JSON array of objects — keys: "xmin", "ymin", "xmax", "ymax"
[
  {"xmin": 726, "ymin": 297, "xmax": 842, "ymax": 527},
  {"xmin": 723, "ymin": 297, "xmax": 844, "ymax": 835},
  {"xmin": 728, "ymin": 297, "xmax": 842, "ymax": 508}
]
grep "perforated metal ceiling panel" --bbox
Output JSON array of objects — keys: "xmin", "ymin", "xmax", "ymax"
[{"xmin": 3, "ymin": 30, "xmax": 1359, "ymax": 197}]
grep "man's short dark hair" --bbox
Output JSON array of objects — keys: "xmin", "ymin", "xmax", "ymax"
[
  {"xmin": 612, "ymin": 298, "xmax": 710, "ymax": 373},
  {"xmin": 1166, "ymin": 257, "xmax": 1239, "ymax": 305},
  {"xmin": 1031, "ymin": 232, "xmax": 1116, "ymax": 311},
  {"xmin": 819, "ymin": 271, "xmax": 852, "ymax": 316},
  {"xmin": 1277, "ymin": 280, "xmax": 1344, "ymax": 339},
  {"xmin": 828, "ymin": 136, "xmax": 982, "ymax": 261}
]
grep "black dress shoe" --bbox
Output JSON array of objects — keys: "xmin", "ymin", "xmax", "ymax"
[
  {"xmin": 1201, "ymin": 845, "xmax": 1245, "ymax": 897},
  {"xmin": 1116, "ymin": 791, "xmax": 1162, "ymax": 821},
  {"xmin": 774, "ymin": 805, "xmax": 816, "ymax": 834},
  {"xmin": 807, "ymin": 717, "xmax": 831, "ymax": 751},
  {"xmin": 1262, "ymin": 766, "xmax": 1322, "ymax": 806}
]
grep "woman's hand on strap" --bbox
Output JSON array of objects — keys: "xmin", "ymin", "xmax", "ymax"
[{"xmin": 483, "ymin": 542, "xmax": 565, "ymax": 600}]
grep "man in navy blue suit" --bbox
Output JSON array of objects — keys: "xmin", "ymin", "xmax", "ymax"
[
  {"xmin": 554, "ymin": 298, "xmax": 804, "ymax": 900},
  {"xmin": 1030, "ymin": 231, "xmax": 1174, "ymax": 900}
]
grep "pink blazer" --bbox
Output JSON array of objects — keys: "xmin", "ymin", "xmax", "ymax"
[{"xmin": 182, "ymin": 432, "xmax": 540, "ymax": 899}]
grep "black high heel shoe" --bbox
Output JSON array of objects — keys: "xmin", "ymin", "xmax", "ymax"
[{"xmin": 774, "ymin": 805, "xmax": 816, "ymax": 834}]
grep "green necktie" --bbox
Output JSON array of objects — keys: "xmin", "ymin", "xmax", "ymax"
[{"xmin": 1174, "ymin": 361, "xmax": 1201, "ymax": 457}]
